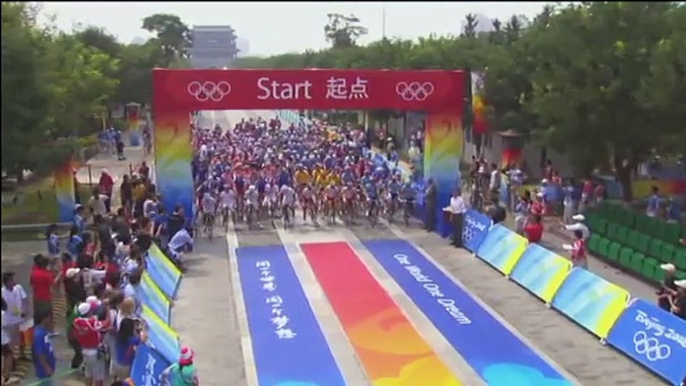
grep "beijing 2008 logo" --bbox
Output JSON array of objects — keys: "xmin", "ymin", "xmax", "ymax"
[
  {"xmin": 187, "ymin": 81, "xmax": 232, "ymax": 102},
  {"xmin": 396, "ymin": 82, "xmax": 435, "ymax": 101},
  {"xmin": 633, "ymin": 331, "xmax": 671, "ymax": 362}
]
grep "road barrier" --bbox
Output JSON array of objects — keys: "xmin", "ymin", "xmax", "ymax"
[
  {"xmin": 464, "ymin": 220, "xmax": 686, "ymax": 386},
  {"xmin": 129, "ymin": 243, "xmax": 184, "ymax": 384}
]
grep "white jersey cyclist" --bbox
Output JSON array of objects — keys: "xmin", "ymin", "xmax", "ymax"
[
  {"xmin": 245, "ymin": 185, "xmax": 260, "ymax": 208},
  {"xmin": 300, "ymin": 186, "xmax": 315, "ymax": 201},
  {"xmin": 280, "ymin": 185, "xmax": 297, "ymax": 207},
  {"xmin": 219, "ymin": 188, "xmax": 236, "ymax": 210},
  {"xmin": 201, "ymin": 192, "xmax": 217, "ymax": 215},
  {"xmin": 342, "ymin": 184, "xmax": 356, "ymax": 201},
  {"xmin": 264, "ymin": 184, "xmax": 278, "ymax": 205}
]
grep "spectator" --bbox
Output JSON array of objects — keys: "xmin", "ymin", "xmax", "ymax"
[
  {"xmin": 445, "ymin": 189, "xmax": 466, "ymax": 248},
  {"xmin": 489, "ymin": 197, "xmax": 507, "ymax": 225},
  {"xmin": 646, "ymin": 186, "xmax": 660, "ymax": 218},
  {"xmin": 120, "ymin": 175, "xmax": 133, "ymax": 216},
  {"xmin": 1, "ymin": 298, "xmax": 19, "ymax": 384},
  {"xmin": 424, "ymin": 180, "xmax": 437, "ymax": 232},
  {"xmin": 112, "ymin": 317, "xmax": 146, "ymax": 381},
  {"xmin": 672, "ymin": 280, "xmax": 686, "ymax": 320},
  {"xmin": 67, "ymin": 225, "xmax": 84, "ymax": 256},
  {"xmin": 89, "ymin": 188, "xmax": 109, "ymax": 217},
  {"xmin": 561, "ymin": 214, "xmax": 591, "ymax": 241},
  {"xmin": 99, "ymin": 170, "xmax": 114, "ymax": 213},
  {"xmin": 523, "ymin": 214, "xmax": 544, "ymax": 243},
  {"xmin": 31, "ymin": 310, "xmax": 55, "ymax": 383},
  {"xmin": 74, "ymin": 205, "xmax": 87, "ymax": 234},
  {"xmin": 73, "ymin": 301, "xmax": 111, "ymax": 386},
  {"xmin": 30, "ymin": 255, "xmax": 59, "ymax": 320},
  {"xmin": 46, "ymin": 223, "xmax": 60, "ymax": 260},
  {"xmin": 161, "ymin": 346, "xmax": 200, "ymax": 386},
  {"xmin": 657, "ymin": 264, "xmax": 678, "ymax": 312},
  {"xmin": 2, "ymin": 272, "xmax": 29, "ymax": 360},
  {"xmin": 569, "ymin": 229, "xmax": 588, "ymax": 269}
]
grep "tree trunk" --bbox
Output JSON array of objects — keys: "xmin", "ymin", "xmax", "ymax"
[{"xmin": 615, "ymin": 162, "xmax": 634, "ymax": 203}]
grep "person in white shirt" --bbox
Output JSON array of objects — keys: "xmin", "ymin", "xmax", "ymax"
[
  {"xmin": 2, "ymin": 298, "xmax": 19, "ymax": 384},
  {"xmin": 445, "ymin": 189, "xmax": 466, "ymax": 248},
  {"xmin": 88, "ymin": 189, "xmax": 109, "ymax": 216},
  {"xmin": 167, "ymin": 228, "xmax": 194, "ymax": 266},
  {"xmin": 561, "ymin": 214, "xmax": 591, "ymax": 240},
  {"xmin": 1, "ymin": 272, "xmax": 28, "ymax": 357}
]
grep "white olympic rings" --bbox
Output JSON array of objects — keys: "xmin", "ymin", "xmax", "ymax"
[
  {"xmin": 633, "ymin": 331, "xmax": 671, "ymax": 362},
  {"xmin": 396, "ymin": 82, "xmax": 435, "ymax": 101},
  {"xmin": 187, "ymin": 81, "xmax": 232, "ymax": 102}
]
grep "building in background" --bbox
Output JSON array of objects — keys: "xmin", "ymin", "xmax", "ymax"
[
  {"xmin": 236, "ymin": 37, "xmax": 250, "ymax": 57},
  {"xmin": 189, "ymin": 25, "xmax": 239, "ymax": 69}
]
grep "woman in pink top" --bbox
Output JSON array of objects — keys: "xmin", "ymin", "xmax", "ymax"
[{"xmin": 571, "ymin": 229, "xmax": 588, "ymax": 269}]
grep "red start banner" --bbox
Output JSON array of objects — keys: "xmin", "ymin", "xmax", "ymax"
[{"xmin": 153, "ymin": 69, "xmax": 465, "ymax": 113}]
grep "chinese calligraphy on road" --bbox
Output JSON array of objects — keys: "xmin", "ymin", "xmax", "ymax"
[{"xmin": 256, "ymin": 261, "xmax": 298, "ymax": 340}]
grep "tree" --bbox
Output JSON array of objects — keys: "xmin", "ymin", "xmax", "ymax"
[
  {"xmin": 462, "ymin": 13, "xmax": 479, "ymax": 38},
  {"xmin": 324, "ymin": 13, "xmax": 368, "ymax": 48},
  {"xmin": 526, "ymin": 2, "xmax": 683, "ymax": 199},
  {"xmin": 142, "ymin": 13, "xmax": 192, "ymax": 63}
]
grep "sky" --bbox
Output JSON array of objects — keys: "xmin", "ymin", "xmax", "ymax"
[{"xmin": 39, "ymin": 2, "xmax": 551, "ymax": 57}]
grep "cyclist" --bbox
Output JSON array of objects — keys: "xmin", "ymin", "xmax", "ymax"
[
  {"xmin": 279, "ymin": 183, "xmax": 297, "ymax": 225},
  {"xmin": 323, "ymin": 182, "xmax": 339, "ymax": 221},
  {"xmin": 400, "ymin": 181, "xmax": 417, "ymax": 225},
  {"xmin": 263, "ymin": 182, "xmax": 279, "ymax": 219},
  {"xmin": 245, "ymin": 185, "xmax": 260, "ymax": 227},
  {"xmin": 219, "ymin": 185, "xmax": 236, "ymax": 227},
  {"xmin": 341, "ymin": 182, "xmax": 357, "ymax": 222},
  {"xmin": 200, "ymin": 191, "xmax": 217, "ymax": 237},
  {"xmin": 300, "ymin": 183, "xmax": 316, "ymax": 222}
]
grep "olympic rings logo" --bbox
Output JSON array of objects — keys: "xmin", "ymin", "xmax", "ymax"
[
  {"xmin": 187, "ymin": 81, "xmax": 232, "ymax": 102},
  {"xmin": 633, "ymin": 331, "xmax": 671, "ymax": 362},
  {"xmin": 396, "ymin": 82, "xmax": 435, "ymax": 101}
]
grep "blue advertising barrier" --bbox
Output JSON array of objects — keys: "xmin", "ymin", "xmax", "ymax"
[
  {"xmin": 364, "ymin": 239, "xmax": 573, "ymax": 386},
  {"xmin": 510, "ymin": 244, "xmax": 573, "ymax": 304},
  {"xmin": 137, "ymin": 272, "xmax": 172, "ymax": 324},
  {"xmin": 237, "ymin": 245, "xmax": 346, "ymax": 386},
  {"xmin": 130, "ymin": 343, "xmax": 172, "ymax": 386},
  {"xmin": 145, "ymin": 243, "xmax": 182, "ymax": 300},
  {"xmin": 476, "ymin": 224, "xmax": 528, "ymax": 275},
  {"xmin": 462, "ymin": 209, "xmax": 492, "ymax": 252},
  {"xmin": 606, "ymin": 299, "xmax": 686, "ymax": 385},
  {"xmin": 551, "ymin": 268, "xmax": 630, "ymax": 339},
  {"xmin": 140, "ymin": 304, "xmax": 181, "ymax": 364}
]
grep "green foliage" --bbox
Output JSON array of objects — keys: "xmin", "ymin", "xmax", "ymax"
[
  {"xmin": 324, "ymin": 13, "xmax": 368, "ymax": 48},
  {"xmin": 1, "ymin": 3, "xmax": 192, "ymax": 178},
  {"xmin": 235, "ymin": 2, "xmax": 685, "ymax": 200}
]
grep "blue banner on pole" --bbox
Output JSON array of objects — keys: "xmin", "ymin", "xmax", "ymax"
[
  {"xmin": 509, "ymin": 244, "xmax": 572, "ymax": 304},
  {"xmin": 551, "ymin": 268, "xmax": 630, "ymax": 339},
  {"xmin": 363, "ymin": 239, "xmax": 573, "ymax": 386},
  {"xmin": 146, "ymin": 243, "xmax": 182, "ymax": 299},
  {"xmin": 462, "ymin": 209, "xmax": 492, "ymax": 252},
  {"xmin": 237, "ymin": 245, "xmax": 346, "ymax": 386},
  {"xmin": 130, "ymin": 343, "xmax": 172, "ymax": 386},
  {"xmin": 606, "ymin": 299, "xmax": 686, "ymax": 385}
]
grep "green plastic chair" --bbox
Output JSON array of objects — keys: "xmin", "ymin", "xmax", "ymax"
[
  {"xmin": 677, "ymin": 270, "xmax": 686, "ymax": 281},
  {"xmin": 596, "ymin": 218, "xmax": 609, "ymax": 235},
  {"xmin": 661, "ymin": 244, "xmax": 676, "ymax": 265},
  {"xmin": 598, "ymin": 237, "xmax": 611, "ymax": 258},
  {"xmin": 617, "ymin": 207, "xmax": 635, "ymax": 229},
  {"xmin": 636, "ymin": 234, "xmax": 651, "ymax": 255},
  {"xmin": 606, "ymin": 222, "xmax": 619, "ymax": 241},
  {"xmin": 608, "ymin": 242, "xmax": 621, "ymax": 262},
  {"xmin": 618, "ymin": 247, "xmax": 633, "ymax": 266},
  {"xmin": 647, "ymin": 217, "xmax": 662, "ymax": 240},
  {"xmin": 588, "ymin": 234, "xmax": 601, "ymax": 254},
  {"xmin": 642, "ymin": 257, "xmax": 658, "ymax": 281},
  {"xmin": 628, "ymin": 251, "xmax": 644, "ymax": 274},
  {"xmin": 626, "ymin": 230, "xmax": 641, "ymax": 251},
  {"xmin": 634, "ymin": 215, "xmax": 650, "ymax": 234},
  {"xmin": 663, "ymin": 222, "xmax": 680, "ymax": 244},
  {"xmin": 616, "ymin": 226, "xmax": 630, "ymax": 246},
  {"xmin": 674, "ymin": 250, "xmax": 686, "ymax": 271},
  {"xmin": 649, "ymin": 239, "xmax": 666, "ymax": 261},
  {"xmin": 654, "ymin": 264, "xmax": 666, "ymax": 282}
]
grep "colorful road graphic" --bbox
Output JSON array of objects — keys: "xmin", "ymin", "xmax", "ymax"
[
  {"xmin": 301, "ymin": 241, "xmax": 463, "ymax": 386},
  {"xmin": 364, "ymin": 239, "xmax": 574, "ymax": 386},
  {"xmin": 237, "ymin": 245, "xmax": 345, "ymax": 386}
]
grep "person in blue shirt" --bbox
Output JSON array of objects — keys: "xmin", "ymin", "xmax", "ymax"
[
  {"xmin": 387, "ymin": 177, "xmax": 401, "ymax": 201},
  {"xmin": 67, "ymin": 225, "xmax": 83, "ymax": 256},
  {"xmin": 32, "ymin": 310, "xmax": 55, "ymax": 382},
  {"xmin": 112, "ymin": 318, "xmax": 145, "ymax": 381},
  {"xmin": 667, "ymin": 197, "xmax": 683, "ymax": 223},
  {"xmin": 73, "ymin": 206, "xmax": 86, "ymax": 234},
  {"xmin": 45, "ymin": 224, "xmax": 60, "ymax": 258},
  {"xmin": 646, "ymin": 186, "xmax": 660, "ymax": 218}
]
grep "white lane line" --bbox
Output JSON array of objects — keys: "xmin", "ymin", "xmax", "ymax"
[
  {"xmin": 338, "ymin": 228, "xmax": 487, "ymax": 386},
  {"xmin": 226, "ymin": 221, "xmax": 259, "ymax": 386},
  {"xmin": 382, "ymin": 221, "xmax": 584, "ymax": 386}
]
